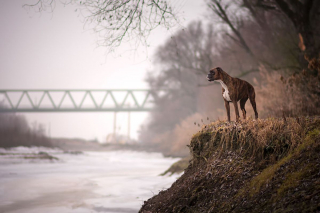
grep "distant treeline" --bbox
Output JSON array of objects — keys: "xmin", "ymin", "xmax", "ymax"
[{"xmin": 0, "ymin": 103, "xmax": 52, "ymax": 148}]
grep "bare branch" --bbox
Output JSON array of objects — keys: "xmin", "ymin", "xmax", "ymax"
[
  {"xmin": 24, "ymin": 0, "xmax": 180, "ymax": 53},
  {"xmin": 208, "ymin": 0, "xmax": 255, "ymax": 58}
]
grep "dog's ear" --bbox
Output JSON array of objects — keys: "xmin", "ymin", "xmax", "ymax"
[{"xmin": 216, "ymin": 67, "xmax": 223, "ymax": 72}]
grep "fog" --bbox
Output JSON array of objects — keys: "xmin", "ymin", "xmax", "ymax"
[{"xmin": 0, "ymin": 0, "xmax": 206, "ymax": 141}]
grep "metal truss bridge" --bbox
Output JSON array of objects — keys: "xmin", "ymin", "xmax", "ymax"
[{"xmin": 0, "ymin": 89, "xmax": 158, "ymax": 113}]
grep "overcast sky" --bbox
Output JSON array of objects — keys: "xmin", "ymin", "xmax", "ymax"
[{"xmin": 0, "ymin": 0, "xmax": 208, "ymax": 142}]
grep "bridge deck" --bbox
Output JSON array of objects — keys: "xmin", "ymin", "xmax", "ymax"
[{"xmin": 0, "ymin": 89, "xmax": 157, "ymax": 112}]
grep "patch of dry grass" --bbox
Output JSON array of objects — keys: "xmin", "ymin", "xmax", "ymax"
[
  {"xmin": 190, "ymin": 116, "xmax": 320, "ymax": 164},
  {"xmin": 255, "ymin": 56, "xmax": 320, "ymax": 118}
]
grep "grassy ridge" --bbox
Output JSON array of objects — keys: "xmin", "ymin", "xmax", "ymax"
[{"xmin": 140, "ymin": 117, "xmax": 320, "ymax": 213}]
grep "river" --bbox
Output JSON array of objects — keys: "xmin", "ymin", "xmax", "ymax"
[{"xmin": 0, "ymin": 147, "xmax": 180, "ymax": 213}]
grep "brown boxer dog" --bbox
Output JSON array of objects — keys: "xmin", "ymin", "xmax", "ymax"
[{"xmin": 207, "ymin": 67, "xmax": 258, "ymax": 122}]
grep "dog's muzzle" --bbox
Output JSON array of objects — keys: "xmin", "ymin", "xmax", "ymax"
[{"xmin": 207, "ymin": 74, "xmax": 213, "ymax": 81}]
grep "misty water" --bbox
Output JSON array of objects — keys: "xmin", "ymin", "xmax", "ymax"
[{"xmin": 0, "ymin": 147, "xmax": 180, "ymax": 213}]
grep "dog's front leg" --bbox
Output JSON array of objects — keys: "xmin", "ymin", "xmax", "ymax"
[
  {"xmin": 233, "ymin": 101, "xmax": 240, "ymax": 122},
  {"xmin": 224, "ymin": 100, "xmax": 230, "ymax": 122}
]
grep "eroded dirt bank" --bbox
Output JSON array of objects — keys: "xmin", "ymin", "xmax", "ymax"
[{"xmin": 140, "ymin": 117, "xmax": 320, "ymax": 213}]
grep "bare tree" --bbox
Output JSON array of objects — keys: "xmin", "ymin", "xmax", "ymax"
[
  {"xmin": 141, "ymin": 22, "xmax": 212, "ymax": 137},
  {"xmin": 139, "ymin": 22, "xmax": 233, "ymax": 152},
  {"xmin": 207, "ymin": 0, "xmax": 305, "ymax": 73},
  {"xmin": 207, "ymin": 0, "xmax": 255, "ymax": 58},
  {"xmin": 24, "ymin": 0, "xmax": 180, "ymax": 52}
]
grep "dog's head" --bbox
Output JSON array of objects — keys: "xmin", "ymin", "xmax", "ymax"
[{"xmin": 207, "ymin": 67, "xmax": 223, "ymax": 82}]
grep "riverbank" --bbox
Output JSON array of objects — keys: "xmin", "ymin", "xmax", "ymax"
[{"xmin": 140, "ymin": 116, "xmax": 320, "ymax": 212}]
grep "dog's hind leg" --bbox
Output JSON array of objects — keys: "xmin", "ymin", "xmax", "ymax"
[
  {"xmin": 224, "ymin": 100, "xmax": 231, "ymax": 122},
  {"xmin": 240, "ymin": 98, "xmax": 248, "ymax": 120},
  {"xmin": 249, "ymin": 92, "xmax": 258, "ymax": 119},
  {"xmin": 232, "ymin": 100, "xmax": 240, "ymax": 122}
]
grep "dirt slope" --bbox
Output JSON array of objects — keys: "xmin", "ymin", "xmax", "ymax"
[{"xmin": 140, "ymin": 117, "xmax": 320, "ymax": 213}]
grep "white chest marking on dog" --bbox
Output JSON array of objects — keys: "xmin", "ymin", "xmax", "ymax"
[{"xmin": 216, "ymin": 80, "xmax": 232, "ymax": 102}]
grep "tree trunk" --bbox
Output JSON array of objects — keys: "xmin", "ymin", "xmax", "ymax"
[{"xmin": 275, "ymin": 0, "xmax": 320, "ymax": 62}]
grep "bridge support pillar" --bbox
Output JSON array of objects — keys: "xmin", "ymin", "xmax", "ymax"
[
  {"xmin": 128, "ymin": 108, "xmax": 131, "ymax": 141},
  {"xmin": 113, "ymin": 112, "xmax": 117, "ymax": 142}
]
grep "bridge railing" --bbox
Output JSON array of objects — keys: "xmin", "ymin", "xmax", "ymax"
[{"xmin": 0, "ymin": 89, "xmax": 161, "ymax": 112}]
